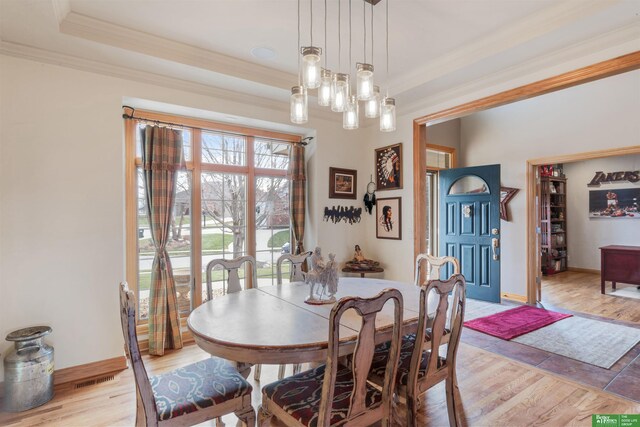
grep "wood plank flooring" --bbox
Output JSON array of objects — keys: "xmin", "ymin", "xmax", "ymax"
[
  {"xmin": 1, "ymin": 342, "xmax": 638, "ymax": 426},
  {"xmin": 541, "ymin": 271, "xmax": 640, "ymax": 323}
]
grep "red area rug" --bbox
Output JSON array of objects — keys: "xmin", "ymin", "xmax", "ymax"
[{"xmin": 464, "ymin": 305, "xmax": 572, "ymax": 340}]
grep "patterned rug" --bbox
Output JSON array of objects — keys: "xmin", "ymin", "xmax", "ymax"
[{"xmin": 464, "ymin": 306, "xmax": 572, "ymax": 340}]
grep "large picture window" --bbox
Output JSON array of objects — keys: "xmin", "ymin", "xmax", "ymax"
[{"xmin": 126, "ymin": 112, "xmax": 299, "ymax": 321}]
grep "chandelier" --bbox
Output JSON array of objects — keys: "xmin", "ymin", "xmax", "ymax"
[{"xmin": 290, "ymin": 0, "xmax": 396, "ymax": 132}]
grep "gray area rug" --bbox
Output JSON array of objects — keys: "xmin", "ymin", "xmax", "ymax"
[
  {"xmin": 610, "ymin": 286, "xmax": 640, "ymax": 300},
  {"xmin": 464, "ymin": 299, "xmax": 514, "ymax": 320},
  {"xmin": 512, "ymin": 316, "xmax": 640, "ymax": 369}
]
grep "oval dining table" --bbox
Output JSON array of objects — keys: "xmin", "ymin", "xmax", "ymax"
[{"xmin": 187, "ymin": 278, "xmax": 425, "ymax": 373}]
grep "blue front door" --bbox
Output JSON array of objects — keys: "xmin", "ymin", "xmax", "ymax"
[{"xmin": 439, "ymin": 165, "xmax": 501, "ymax": 302}]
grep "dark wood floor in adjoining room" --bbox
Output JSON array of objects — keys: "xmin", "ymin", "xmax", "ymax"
[{"xmin": 1, "ymin": 270, "xmax": 638, "ymax": 426}]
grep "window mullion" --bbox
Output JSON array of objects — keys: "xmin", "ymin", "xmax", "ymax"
[
  {"xmin": 246, "ymin": 136, "xmax": 257, "ymax": 287},
  {"xmin": 192, "ymin": 128, "xmax": 203, "ymax": 308}
]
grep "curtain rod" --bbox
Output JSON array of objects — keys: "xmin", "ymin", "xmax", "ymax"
[{"xmin": 122, "ymin": 106, "xmax": 310, "ymax": 145}]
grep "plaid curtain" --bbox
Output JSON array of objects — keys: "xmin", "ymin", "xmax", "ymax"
[
  {"xmin": 288, "ymin": 144, "xmax": 306, "ymax": 256},
  {"xmin": 141, "ymin": 125, "xmax": 184, "ymax": 355}
]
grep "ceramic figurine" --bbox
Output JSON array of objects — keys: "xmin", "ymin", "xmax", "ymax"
[{"xmin": 305, "ymin": 247, "xmax": 339, "ymax": 305}]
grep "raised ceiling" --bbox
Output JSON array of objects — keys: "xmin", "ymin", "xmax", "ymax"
[{"xmin": 1, "ymin": 0, "xmax": 638, "ymax": 116}]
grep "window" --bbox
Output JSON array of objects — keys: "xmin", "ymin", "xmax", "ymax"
[
  {"xmin": 424, "ymin": 145, "xmax": 456, "ymax": 255},
  {"xmin": 126, "ymin": 112, "xmax": 300, "ymax": 321}
]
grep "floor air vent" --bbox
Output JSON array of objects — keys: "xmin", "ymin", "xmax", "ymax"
[{"xmin": 74, "ymin": 375, "xmax": 115, "ymax": 389}]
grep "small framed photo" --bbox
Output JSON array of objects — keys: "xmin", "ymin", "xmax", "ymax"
[
  {"xmin": 376, "ymin": 197, "xmax": 402, "ymax": 240},
  {"xmin": 329, "ymin": 167, "xmax": 357, "ymax": 199},
  {"xmin": 375, "ymin": 143, "xmax": 403, "ymax": 191}
]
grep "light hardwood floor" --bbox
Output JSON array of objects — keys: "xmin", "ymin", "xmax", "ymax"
[
  {"xmin": 1, "ymin": 341, "xmax": 638, "ymax": 427},
  {"xmin": 541, "ymin": 271, "xmax": 640, "ymax": 323}
]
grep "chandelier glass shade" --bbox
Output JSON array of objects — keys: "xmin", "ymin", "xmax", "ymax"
[
  {"xmin": 331, "ymin": 73, "xmax": 349, "ymax": 113},
  {"xmin": 318, "ymin": 68, "xmax": 332, "ymax": 106},
  {"xmin": 356, "ymin": 63, "xmax": 374, "ymax": 100},
  {"xmin": 301, "ymin": 46, "xmax": 322, "ymax": 89},
  {"xmin": 290, "ymin": 86, "xmax": 308, "ymax": 124},
  {"xmin": 343, "ymin": 95, "xmax": 359, "ymax": 129},
  {"xmin": 380, "ymin": 96, "xmax": 396, "ymax": 132},
  {"xmin": 365, "ymin": 85, "xmax": 380, "ymax": 118}
]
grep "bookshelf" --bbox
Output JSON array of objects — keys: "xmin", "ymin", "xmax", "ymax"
[{"xmin": 541, "ymin": 176, "xmax": 567, "ymax": 274}]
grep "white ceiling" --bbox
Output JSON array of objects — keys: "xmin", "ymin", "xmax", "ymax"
[{"xmin": 1, "ymin": 0, "xmax": 638, "ymax": 116}]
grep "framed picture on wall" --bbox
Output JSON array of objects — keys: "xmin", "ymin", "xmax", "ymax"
[
  {"xmin": 375, "ymin": 143, "xmax": 403, "ymax": 191},
  {"xmin": 589, "ymin": 188, "xmax": 640, "ymax": 219},
  {"xmin": 499, "ymin": 187, "xmax": 519, "ymax": 221},
  {"xmin": 329, "ymin": 167, "xmax": 357, "ymax": 199},
  {"xmin": 376, "ymin": 197, "xmax": 402, "ymax": 240}
]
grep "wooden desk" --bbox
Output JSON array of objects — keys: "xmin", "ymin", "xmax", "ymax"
[
  {"xmin": 341, "ymin": 266, "xmax": 384, "ymax": 278},
  {"xmin": 600, "ymin": 245, "xmax": 640, "ymax": 294},
  {"xmin": 187, "ymin": 278, "xmax": 420, "ymax": 366}
]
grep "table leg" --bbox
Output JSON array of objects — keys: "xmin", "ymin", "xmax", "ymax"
[
  {"xmin": 601, "ymin": 279, "xmax": 605, "ymax": 294},
  {"xmin": 360, "ymin": 273, "xmax": 365, "ymax": 278},
  {"xmin": 612, "ymin": 281, "xmax": 617, "ymax": 290}
]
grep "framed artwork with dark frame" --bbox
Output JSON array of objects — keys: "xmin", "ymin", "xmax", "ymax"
[
  {"xmin": 375, "ymin": 143, "xmax": 403, "ymax": 191},
  {"xmin": 376, "ymin": 197, "xmax": 402, "ymax": 240},
  {"xmin": 500, "ymin": 187, "xmax": 519, "ymax": 221},
  {"xmin": 329, "ymin": 167, "xmax": 357, "ymax": 199}
]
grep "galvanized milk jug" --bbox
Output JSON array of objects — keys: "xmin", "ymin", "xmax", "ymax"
[{"xmin": 4, "ymin": 326, "xmax": 54, "ymax": 412}]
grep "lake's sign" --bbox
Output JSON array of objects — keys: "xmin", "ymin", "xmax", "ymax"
[{"xmin": 588, "ymin": 171, "xmax": 640, "ymax": 187}]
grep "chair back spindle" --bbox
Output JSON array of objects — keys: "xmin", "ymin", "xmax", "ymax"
[
  {"xmin": 205, "ymin": 255, "xmax": 258, "ymax": 299},
  {"xmin": 414, "ymin": 254, "xmax": 461, "ymax": 286},
  {"xmin": 276, "ymin": 251, "xmax": 312, "ymax": 284},
  {"xmin": 318, "ymin": 289, "xmax": 404, "ymax": 426}
]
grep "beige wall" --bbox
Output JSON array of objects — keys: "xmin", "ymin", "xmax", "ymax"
[
  {"xmin": 564, "ymin": 155, "xmax": 640, "ymax": 270},
  {"xmin": 459, "ymin": 70, "xmax": 640, "ymax": 295},
  {"xmin": 0, "ymin": 55, "xmax": 368, "ymax": 381}
]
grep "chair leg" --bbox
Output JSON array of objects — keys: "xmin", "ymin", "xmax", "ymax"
[
  {"xmin": 235, "ymin": 406, "xmax": 256, "ymax": 427},
  {"xmin": 406, "ymin": 393, "xmax": 418, "ymax": 427},
  {"xmin": 277, "ymin": 364, "xmax": 286, "ymax": 380},
  {"xmin": 258, "ymin": 405, "xmax": 272, "ymax": 427},
  {"xmin": 293, "ymin": 363, "xmax": 302, "ymax": 375},
  {"xmin": 253, "ymin": 364, "xmax": 262, "ymax": 382},
  {"xmin": 446, "ymin": 375, "xmax": 461, "ymax": 427},
  {"xmin": 215, "ymin": 416, "xmax": 225, "ymax": 426}
]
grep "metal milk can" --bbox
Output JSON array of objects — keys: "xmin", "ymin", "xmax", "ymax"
[{"xmin": 3, "ymin": 326, "xmax": 54, "ymax": 412}]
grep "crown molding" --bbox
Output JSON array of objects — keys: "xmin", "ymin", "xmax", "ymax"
[
  {"xmin": 388, "ymin": 0, "xmax": 621, "ymax": 97},
  {"xmin": 0, "ymin": 41, "xmax": 340, "ymax": 124},
  {"xmin": 59, "ymin": 11, "xmax": 297, "ymax": 92},
  {"xmin": 398, "ymin": 22, "xmax": 640, "ymax": 117}
]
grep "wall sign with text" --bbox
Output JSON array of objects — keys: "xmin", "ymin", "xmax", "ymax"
[{"xmin": 588, "ymin": 171, "xmax": 640, "ymax": 187}]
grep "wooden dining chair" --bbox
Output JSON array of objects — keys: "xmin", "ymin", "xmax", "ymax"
[
  {"xmin": 276, "ymin": 251, "xmax": 312, "ymax": 284},
  {"xmin": 118, "ymin": 282, "xmax": 255, "ymax": 427},
  {"xmin": 205, "ymin": 255, "xmax": 258, "ymax": 300},
  {"xmin": 258, "ymin": 288, "xmax": 404, "ymax": 427},
  {"xmin": 414, "ymin": 253, "xmax": 461, "ymax": 286},
  {"xmin": 275, "ymin": 251, "xmax": 312, "ymax": 380},
  {"xmin": 368, "ymin": 274, "xmax": 467, "ymax": 426}
]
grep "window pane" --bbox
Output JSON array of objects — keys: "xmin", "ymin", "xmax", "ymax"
[
  {"xmin": 255, "ymin": 176, "xmax": 290, "ymax": 286},
  {"xmin": 201, "ymin": 172, "xmax": 247, "ymax": 300},
  {"xmin": 254, "ymin": 140, "xmax": 290, "ymax": 170},
  {"xmin": 448, "ymin": 175, "xmax": 489, "ymax": 195},
  {"xmin": 426, "ymin": 149, "xmax": 451, "ymax": 169},
  {"xmin": 137, "ymin": 170, "xmax": 193, "ymax": 319},
  {"xmin": 202, "ymin": 132, "xmax": 246, "ymax": 165}
]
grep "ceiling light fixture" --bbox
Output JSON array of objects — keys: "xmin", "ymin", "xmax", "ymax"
[{"xmin": 290, "ymin": 0, "xmax": 395, "ymax": 132}]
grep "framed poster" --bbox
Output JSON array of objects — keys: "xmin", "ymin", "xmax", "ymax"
[
  {"xmin": 329, "ymin": 167, "xmax": 357, "ymax": 199},
  {"xmin": 375, "ymin": 143, "xmax": 403, "ymax": 191},
  {"xmin": 376, "ymin": 197, "xmax": 402, "ymax": 240},
  {"xmin": 589, "ymin": 188, "xmax": 640, "ymax": 219}
]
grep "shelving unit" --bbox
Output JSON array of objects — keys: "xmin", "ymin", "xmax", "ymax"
[{"xmin": 541, "ymin": 176, "xmax": 567, "ymax": 274}]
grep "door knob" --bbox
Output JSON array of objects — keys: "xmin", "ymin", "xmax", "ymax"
[{"xmin": 492, "ymin": 238, "xmax": 500, "ymax": 261}]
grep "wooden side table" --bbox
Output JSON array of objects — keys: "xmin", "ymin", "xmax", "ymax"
[
  {"xmin": 600, "ymin": 245, "xmax": 640, "ymax": 294},
  {"xmin": 341, "ymin": 266, "xmax": 384, "ymax": 278}
]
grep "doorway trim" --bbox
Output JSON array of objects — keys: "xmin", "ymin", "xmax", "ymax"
[
  {"xmin": 412, "ymin": 51, "xmax": 640, "ymax": 291},
  {"xmin": 526, "ymin": 145, "xmax": 640, "ymax": 304}
]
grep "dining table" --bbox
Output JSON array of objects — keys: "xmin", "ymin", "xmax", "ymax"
[{"xmin": 187, "ymin": 278, "xmax": 426, "ymax": 375}]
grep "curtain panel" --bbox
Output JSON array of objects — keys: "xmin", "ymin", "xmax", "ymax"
[
  {"xmin": 141, "ymin": 125, "xmax": 184, "ymax": 355},
  {"xmin": 288, "ymin": 144, "xmax": 306, "ymax": 256}
]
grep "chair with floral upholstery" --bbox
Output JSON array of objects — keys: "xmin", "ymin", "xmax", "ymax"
[
  {"xmin": 119, "ymin": 282, "xmax": 255, "ymax": 426},
  {"xmin": 258, "ymin": 288, "xmax": 404, "ymax": 427},
  {"xmin": 367, "ymin": 274, "xmax": 467, "ymax": 426}
]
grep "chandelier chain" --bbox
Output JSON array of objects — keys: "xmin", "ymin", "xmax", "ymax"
[
  {"xmin": 338, "ymin": 0, "xmax": 341, "ymax": 72},
  {"xmin": 310, "ymin": 0, "xmax": 313, "ymax": 46},
  {"xmin": 349, "ymin": 0, "xmax": 352, "ymax": 75},
  {"xmin": 363, "ymin": 0, "xmax": 366, "ymax": 63},
  {"xmin": 371, "ymin": 0, "xmax": 374, "ymax": 65},
  {"xmin": 297, "ymin": 0, "xmax": 301, "ymax": 85},
  {"xmin": 324, "ymin": 0, "xmax": 327, "ymax": 68},
  {"xmin": 386, "ymin": 0, "xmax": 389, "ymax": 96}
]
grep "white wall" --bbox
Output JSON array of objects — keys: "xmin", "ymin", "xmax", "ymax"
[
  {"xmin": 459, "ymin": 70, "xmax": 640, "ymax": 295},
  {"xmin": 564, "ymin": 155, "xmax": 640, "ymax": 270},
  {"xmin": 0, "ymin": 55, "xmax": 368, "ymax": 381}
]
